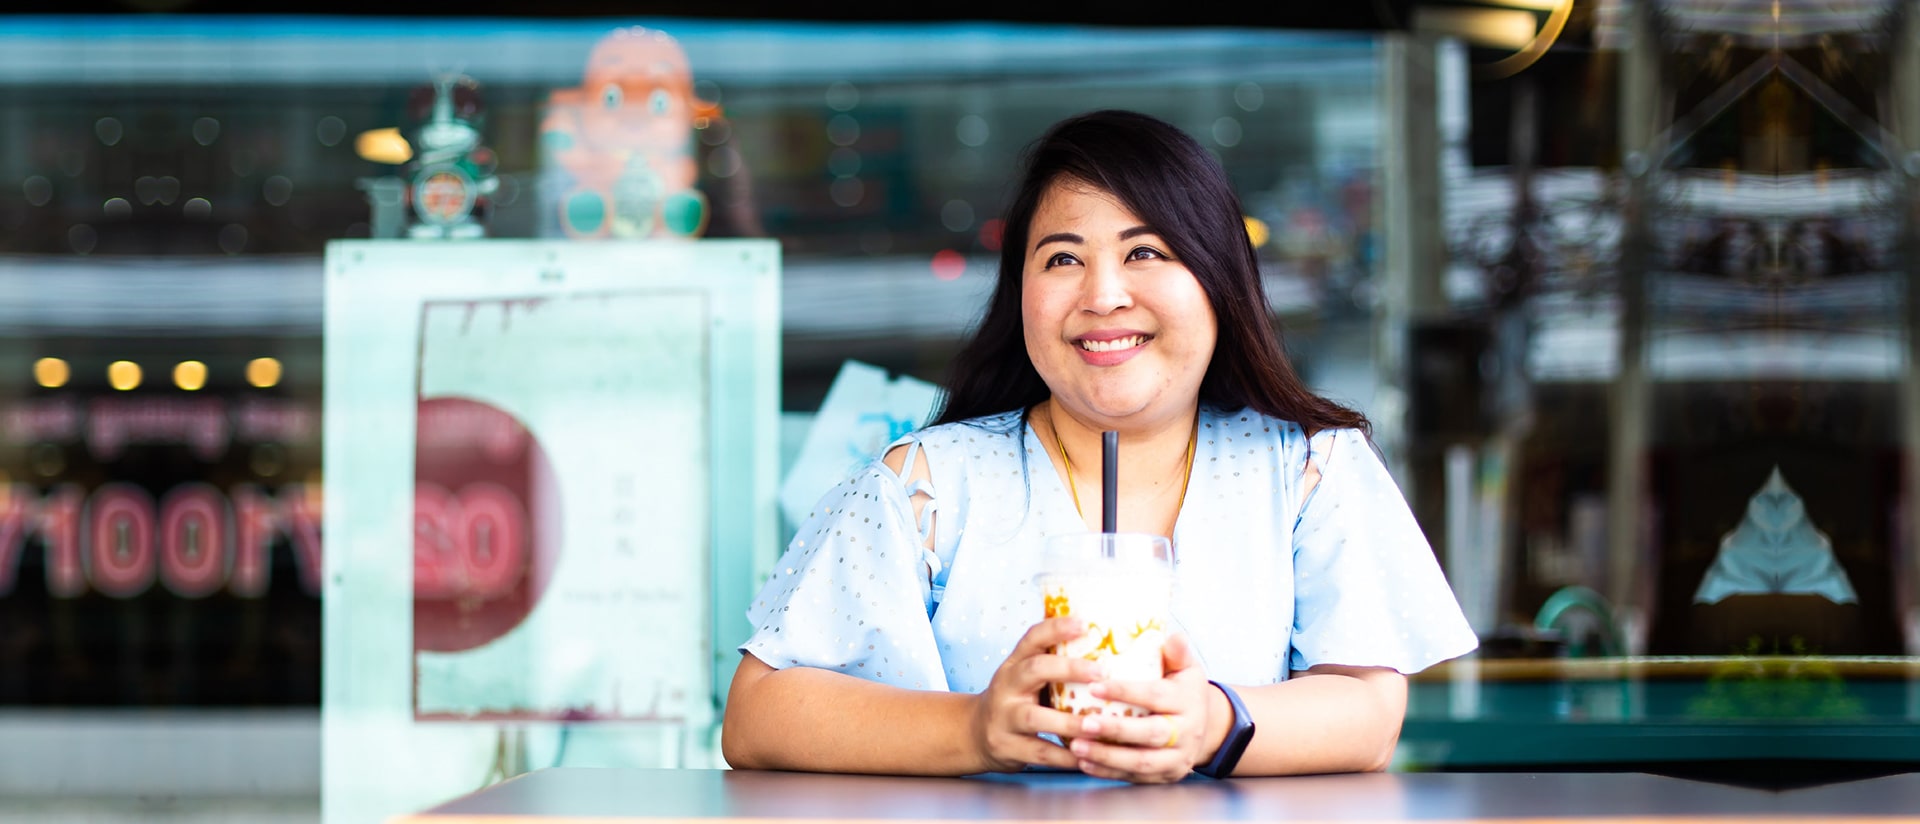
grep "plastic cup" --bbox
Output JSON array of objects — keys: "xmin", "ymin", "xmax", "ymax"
[{"xmin": 1036, "ymin": 532, "xmax": 1173, "ymax": 718}]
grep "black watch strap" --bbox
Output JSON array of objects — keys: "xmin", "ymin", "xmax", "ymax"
[{"xmin": 1196, "ymin": 679, "xmax": 1255, "ymax": 778}]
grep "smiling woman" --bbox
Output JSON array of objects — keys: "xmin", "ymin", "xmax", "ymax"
[{"xmin": 721, "ymin": 110, "xmax": 1477, "ymax": 783}]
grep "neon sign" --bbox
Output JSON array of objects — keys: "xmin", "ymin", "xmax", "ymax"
[{"xmin": 0, "ymin": 482, "xmax": 322, "ymax": 599}]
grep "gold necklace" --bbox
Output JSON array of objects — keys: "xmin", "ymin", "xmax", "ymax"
[{"xmin": 1046, "ymin": 403, "xmax": 1198, "ymax": 529}]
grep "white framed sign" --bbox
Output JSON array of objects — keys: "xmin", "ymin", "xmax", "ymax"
[{"xmin": 321, "ymin": 239, "xmax": 777, "ymax": 824}]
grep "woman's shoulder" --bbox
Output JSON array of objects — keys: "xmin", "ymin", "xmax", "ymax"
[
  {"xmin": 877, "ymin": 409, "xmax": 1027, "ymax": 490},
  {"xmin": 1200, "ymin": 405, "xmax": 1314, "ymax": 443},
  {"xmin": 899, "ymin": 410, "xmax": 1027, "ymax": 451},
  {"xmin": 1201, "ymin": 406, "xmax": 1372, "ymax": 448}
]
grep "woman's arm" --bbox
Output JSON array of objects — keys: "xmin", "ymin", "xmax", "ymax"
[
  {"xmin": 1064, "ymin": 640, "xmax": 1406, "ymax": 781},
  {"xmin": 721, "ymin": 652, "xmax": 986, "ymax": 775},
  {"xmin": 723, "ymin": 616, "xmax": 1102, "ymax": 775},
  {"xmin": 1211, "ymin": 665, "xmax": 1407, "ymax": 774}
]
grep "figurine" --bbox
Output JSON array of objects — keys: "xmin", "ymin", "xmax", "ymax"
[
  {"xmin": 405, "ymin": 74, "xmax": 498, "ymax": 239},
  {"xmin": 540, "ymin": 27, "xmax": 711, "ymax": 239}
]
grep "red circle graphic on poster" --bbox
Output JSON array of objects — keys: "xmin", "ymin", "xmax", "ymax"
[{"xmin": 413, "ymin": 396, "xmax": 561, "ymax": 652}]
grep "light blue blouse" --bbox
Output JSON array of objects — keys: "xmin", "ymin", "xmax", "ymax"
[{"xmin": 741, "ymin": 406, "xmax": 1477, "ymax": 693}]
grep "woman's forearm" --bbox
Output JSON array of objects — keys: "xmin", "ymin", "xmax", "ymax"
[
  {"xmin": 722, "ymin": 653, "xmax": 988, "ymax": 776},
  {"xmin": 1219, "ymin": 666, "xmax": 1408, "ymax": 776}
]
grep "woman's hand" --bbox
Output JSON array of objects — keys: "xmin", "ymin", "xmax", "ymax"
[
  {"xmin": 1065, "ymin": 632, "xmax": 1213, "ymax": 783},
  {"xmin": 968, "ymin": 616, "xmax": 1105, "ymax": 773}
]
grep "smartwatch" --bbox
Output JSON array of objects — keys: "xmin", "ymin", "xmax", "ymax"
[{"xmin": 1195, "ymin": 680, "xmax": 1255, "ymax": 778}]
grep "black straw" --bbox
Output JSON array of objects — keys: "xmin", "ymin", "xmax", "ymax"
[{"xmin": 1101, "ymin": 430, "xmax": 1118, "ymax": 533}]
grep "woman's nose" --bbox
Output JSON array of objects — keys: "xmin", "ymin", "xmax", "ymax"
[{"xmin": 1079, "ymin": 259, "xmax": 1133, "ymax": 314}]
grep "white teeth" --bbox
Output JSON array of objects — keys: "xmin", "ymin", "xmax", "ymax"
[{"xmin": 1079, "ymin": 335, "xmax": 1145, "ymax": 352}]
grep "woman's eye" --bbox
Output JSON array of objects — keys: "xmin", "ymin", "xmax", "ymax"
[
  {"xmin": 1129, "ymin": 246, "xmax": 1165, "ymax": 261},
  {"xmin": 1046, "ymin": 252, "xmax": 1080, "ymax": 269}
]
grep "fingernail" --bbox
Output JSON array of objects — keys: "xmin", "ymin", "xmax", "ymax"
[
  {"xmin": 1088, "ymin": 682, "xmax": 1108, "ymax": 698},
  {"xmin": 1081, "ymin": 717, "xmax": 1102, "ymax": 735},
  {"xmin": 1070, "ymin": 740, "xmax": 1091, "ymax": 756}
]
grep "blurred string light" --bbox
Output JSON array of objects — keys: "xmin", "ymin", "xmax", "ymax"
[
  {"xmin": 263, "ymin": 176, "xmax": 293, "ymax": 206},
  {"xmin": 1412, "ymin": 0, "xmax": 1573, "ymax": 79},
  {"xmin": 95, "ymin": 117, "xmax": 123, "ymax": 147},
  {"xmin": 68, "ymin": 224, "xmax": 97, "ymax": 255},
  {"xmin": 827, "ymin": 114, "xmax": 860, "ymax": 147},
  {"xmin": 316, "ymin": 116, "xmax": 348, "ymax": 147},
  {"xmin": 174, "ymin": 360, "xmax": 207, "ymax": 391},
  {"xmin": 931, "ymin": 249, "xmax": 966, "ymax": 281},
  {"xmin": 1233, "ymin": 82, "xmax": 1264, "ymax": 112},
  {"xmin": 956, "ymin": 114, "xmax": 989, "ymax": 147},
  {"xmin": 1243, "ymin": 216, "xmax": 1270, "ymax": 249},
  {"xmin": 355, "ymin": 127, "xmax": 412, "ymax": 165},
  {"xmin": 829, "ymin": 177, "xmax": 863, "ymax": 207},
  {"xmin": 1212, "ymin": 117, "xmax": 1243, "ymax": 148},
  {"xmin": 219, "ymin": 224, "xmax": 248, "ymax": 255},
  {"xmin": 192, "ymin": 116, "xmax": 221, "ymax": 146},
  {"xmin": 108, "ymin": 360, "xmax": 141, "ymax": 391},
  {"xmin": 247, "ymin": 357, "xmax": 282, "ymax": 388},
  {"xmin": 941, "ymin": 200, "xmax": 975, "ymax": 232},
  {"xmin": 136, "ymin": 175, "xmax": 181, "ymax": 206},
  {"xmin": 825, "ymin": 81, "xmax": 859, "ymax": 112},
  {"xmin": 33, "ymin": 357, "xmax": 69, "ymax": 389},
  {"xmin": 978, "ymin": 218, "xmax": 1005, "ymax": 252},
  {"xmin": 23, "ymin": 176, "xmax": 52, "ymax": 207}
]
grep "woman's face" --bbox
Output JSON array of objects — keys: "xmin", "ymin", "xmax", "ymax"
[{"xmin": 1021, "ymin": 178, "xmax": 1217, "ymax": 429}]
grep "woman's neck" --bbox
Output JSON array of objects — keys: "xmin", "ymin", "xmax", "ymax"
[{"xmin": 1038, "ymin": 398, "xmax": 1199, "ymax": 533}]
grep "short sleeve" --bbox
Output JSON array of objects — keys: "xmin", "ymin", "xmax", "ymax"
[
  {"xmin": 1289, "ymin": 428, "xmax": 1478, "ymax": 674},
  {"xmin": 739, "ymin": 460, "xmax": 949, "ymax": 691}
]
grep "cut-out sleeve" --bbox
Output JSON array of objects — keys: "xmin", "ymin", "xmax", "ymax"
[
  {"xmin": 738, "ymin": 454, "xmax": 949, "ymax": 691},
  {"xmin": 1288, "ymin": 428, "xmax": 1479, "ymax": 674}
]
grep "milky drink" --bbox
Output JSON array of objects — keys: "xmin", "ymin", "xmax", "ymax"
[{"xmin": 1037, "ymin": 533, "xmax": 1172, "ymax": 718}]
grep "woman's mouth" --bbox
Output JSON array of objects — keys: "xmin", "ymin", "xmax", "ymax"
[
  {"xmin": 1078, "ymin": 335, "xmax": 1147, "ymax": 353},
  {"xmin": 1072, "ymin": 333, "xmax": 1151, "ymax": 366}
]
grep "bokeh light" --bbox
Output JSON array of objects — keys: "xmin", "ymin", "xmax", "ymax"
[
  {"xmin": 33, "ymin": 357, "xmax": 69, "ymax": 388},
  {"xmin": 107, "ymin": 360, "xmax": 142, "ymax": 391},
  {"xmin": 931, "ymin": 249, "xmax": 966, "ymax": 281},
  {"xmin": 355, "ymin": 127, "xmax": 412, "ymax": 165},
  {"xmin": 247, "ymin": 357, "xmax": 283, "ymax": 388},
  {"xmin": 173, "ymin": 360, "xmax": 208, "ymax": 391},
  {"xmin": 1243, "ymin": 216, "xmax": 1270, "ymax": 248}
]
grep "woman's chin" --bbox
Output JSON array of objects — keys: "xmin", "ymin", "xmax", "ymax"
[{"xmin": 1064, "ymin": 392, "xmax": 1168, "ymax": 425}]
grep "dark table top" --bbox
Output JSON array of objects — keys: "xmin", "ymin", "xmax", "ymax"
[{"xmin": 398, "ymin": 768, "xmax": 1920, "ymax": 822}]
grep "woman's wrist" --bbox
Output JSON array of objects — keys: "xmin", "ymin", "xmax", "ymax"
[
  {"xmin": 962, "ymin": 690, "xmax": 1011, "ymax": 774},
  {"xmin": 1195, "ymin": 681, "xmax": 1234, "ymax": 768}
]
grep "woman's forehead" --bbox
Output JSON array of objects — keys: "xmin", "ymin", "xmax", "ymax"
[{"xmin": 1030, "ymin": 178, "xmax": 1139, "ymax": 228}]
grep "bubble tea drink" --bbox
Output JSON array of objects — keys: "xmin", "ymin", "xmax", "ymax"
[{"xmin": 1037, "ymin": 533, "xmax": 1173, "ymax": 717}]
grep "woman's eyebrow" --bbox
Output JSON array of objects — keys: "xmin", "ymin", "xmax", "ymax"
[
  {"xmin": 1032, "ymin": 231, "xmax": 1083, "ymax": 248},
  {"xmin": 1118, "ymin": 225, "xmax": 1157, "ymax": 240}
]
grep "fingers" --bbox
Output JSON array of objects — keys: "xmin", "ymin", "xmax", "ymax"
[
  {"xmin": 1016, "ymin": 702, "xmax": 1089, "ymax": 742},
  {"xmin": 1089, "ymin": 677, "xmax": 1180, "ymax": 715},
  {"xmin": 1074, "ymin": 712, "xmax": 1183, "ymax": 750},
  {"xmin": 1069, "ymin": 736, "xmax": 1188, "ymax": 784},
  {"xmin": 998, "ymin": 617, "xmax": 1101, "ymax": 696},
  {"xmin": 1013, "ymin": 733, "xmax": 1080, "ymax": 771},
  {"xmin": 1012, "ymin": 615, "xmax": 1086, "ymax": 659},
  {"xmin": 975, "ymin": 618, "xmax": 1108, "ymax": 773},
  {"xmin": 1161, "ymin": 632, "xmax": 1199, "ymax": 674}
]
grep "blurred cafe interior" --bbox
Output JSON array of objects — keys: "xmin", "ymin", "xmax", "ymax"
[{"xmin": 2, "ymin": 0, "xmax": 1919, "ymax": 821}]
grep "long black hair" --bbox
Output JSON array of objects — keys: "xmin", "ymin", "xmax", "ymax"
[{"xmin": 930, "ymin": 109, "xmax": 1367, "ymax": 436}]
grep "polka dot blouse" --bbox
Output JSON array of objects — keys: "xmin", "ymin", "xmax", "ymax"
[{"xmin": 741, "ymin": 406, "xmax": 1478, "ymax": 693}]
